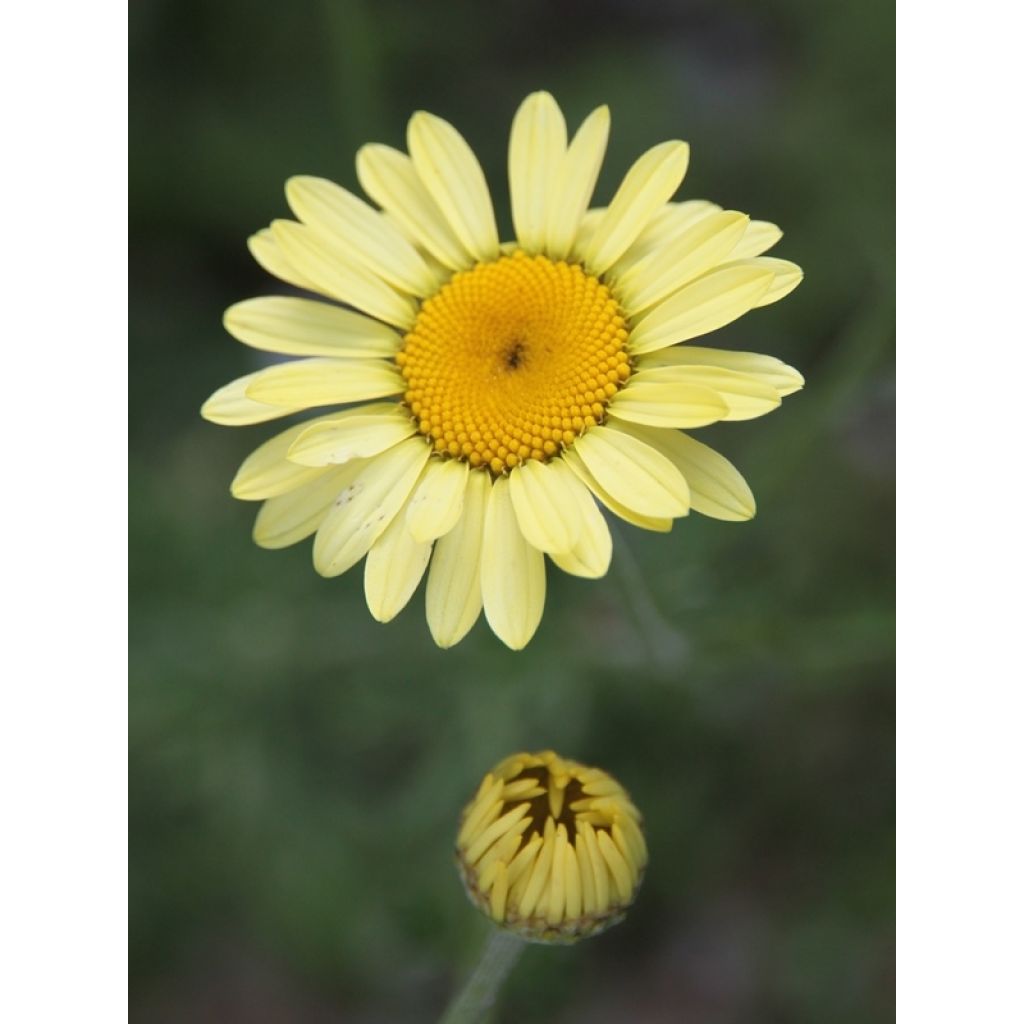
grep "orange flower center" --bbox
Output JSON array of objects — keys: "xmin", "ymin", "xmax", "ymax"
[{"xmin": 396, "ymin": 250, "xmax": 631, "ymax": 474}]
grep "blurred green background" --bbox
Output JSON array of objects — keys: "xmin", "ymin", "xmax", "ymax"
[{"xmin": 130, "ymin": 0, "xmax": 894, "ymax": 1020}]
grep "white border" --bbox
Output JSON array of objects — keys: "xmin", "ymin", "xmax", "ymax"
[{"xmin": 0, "ymin": 3, "xmax": 127, "ymax": 1020}]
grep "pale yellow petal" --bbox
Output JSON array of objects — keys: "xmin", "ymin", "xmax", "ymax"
[
  {"xmin": 572, "ymin": 426, "xmax": 689, "ymax": 519},
  {"xmin": 545, "ymin": 105, "xmax": 610, "ymax": 259},
  {"xmin": 270, "ymin": 219, "xmax": 418, "ymax": 329},
  {"xmin": 628, "ymin": 263, "xmax": 775, "ymax": 355},
  {"xmin": 608, "ymin": 199, "xmax": 721, "ymax": 277},
  {"xmin": 286, "ymin": 405, "xmax": 416, "ymax": 466},
  {"xmin": 626, "ymin": 366, "xmax": 781, "ymax": 421},
  {"xmin": 730, "ymin": 219, "xmax": 783, "ymax": 259},
  {"xmin": 748, "ymin": 257, "xmax": 804, "ymax": 306},
  {"xmin": 201, "ymin": 372, "xmax": 301, "ymax": 426},
  {"xmin": 363, "ymin": 512, "xmax": 433, "ymax": 623},
  {"xmin": 405, "ymin": 458, "xmax": 470, "ymax": 542},
  {"xmin": 608, "ymin": 379, "xmax": 730, "ymax": 428},
  {"xmin": 481, "ymin": 476, "xmax": 546, "ymax": 650},
  {"xmin": 253, "ymin": 465, "xmax": 359, "ymax": 549},
  {"xmin": 231, "ymin": 415, "xmax": 336, "ymax": 500},
  {"xmin": 247, "ymin": 228, "xmax": 318, "ymax": 291},
  {"xmin": 355, "ymin": 144, "xmax": 472, "ymax": 271},
  {"xmin": 244, "ymin": 358, "xmax": 404, "ymax": 408},
  {"xmin": 577, "ymin": 140, "xmax": 691, "ymax": 275},
  {"xmin": 637, "ymin": 345, "xmax": 805, "ymax": 397},
  {"xmin": 407, "ymin": 111, "xmax": 499, "ymax": 262},
  {"xmin": 425, "ymin": 469, "xmax": 489, "ymax": 647},
  {"xmin": 508, "ymin": 459, "xmax": 584, "ymax": 555},
  {"xmin": 549, "ymin": 490, "xmax": 612, "ymax": 579},
  {"xmin": 609, "ymin": 421, "xmax": 755, "ymax": 521},
  {"xmin": 312, "ymin": 438, "xmax": 431, "ymax": 577},
  {"xmin": 508, "ymin": 91, "xmax": 567, "ymax": 253},
  {"xmin": 224, "ymin": 296, "xmax": 401, "ymax": 359},
  {"xmin": 561, "ymin": 448, "xmax": 673, "ymax": 533},
  {"xmin": 572, "ymin": 206, "xmax": 605, "ymax": 254},
  {"xmin": 285, "ymin": 175, "xmax": 440, "ymax": 296},
  {"xmin": 613, "ymin": 211, "xmax": 751, "ymax": 314}
]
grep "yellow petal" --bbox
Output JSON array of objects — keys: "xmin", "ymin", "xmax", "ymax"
[
  {"xmin": 286, "ymin": 405, "xmax": 416, "ymax": 466},
  {"xmin": 546, "ymin": 826, "xmax": 568, "ymax": 926},
  {"xmin": 627, "ymin": 366, "xmax": 781, "ymax": 421},
  {"xmin": 247, "ymin": 228, "xmax": 318, "ymax": 291},
  {"xmin": 508, "ymin": 459, "xmax": 585, "ymax": 555},
  {"xmin": 564, "ymin": 841, "xmax": 583, "ymax": 922},
  {"xmin": 561, "ymin": 448, "xmax": 673, "ymax": 533},
  {"xmin": 244, "ymin": 358, "xmax": 404, "ymax": 408},
  {"xmin": 549, "ymin": 490, "xmax": 612, "ymax": 579},
  {"xmin": 224, "ymin": 296, "xmax": 401, "ymax": 359},
  {"xmin": 572, "ymin": 425, "xmax": 689, "ymax": 519},
  {"xmin": 608, "ymin": 379, "xmax": 730, "ymax": 428},
  {"xmin": 253, "ymin": 466, "xmax": 359, "ymax": 549},
  {"xmin": 545, "ymin": 105, "xmax": 610, "ymax": 259},
  {"xmin": 574, "ymin": 829, "xmax": 597, "ymax": 914},
  {"xmin": 363, "ymin": 512, "xmax": 433, "ymax": 623},
  {"xmin": 614, "ymin": 210, "xmax": 751, "ymax": 314},
  {"xmin": 747, "ymin": 257, "xmax": 804, "ymax": 306},
  {"xmin": 596, "ymin": 829, "xmax": 633, "ymax": 903},
  {"xmin": 270, "ymin": 219, "xmax": 418, "ymax": 329},
  {"xmin": 407, "ymin": 111, "xmax": 499, "ymax": 262},
  {"xmin": 609, "ymin": 421, "xmax": 755, "ymax": 521},
  {"xmin": 405, "ymin": 458, "xmax": 470, "ymax": 542},
  {"xmin": 578, "ymin": 140, "xmax": 691, "ymax": 275},
  {"xmin": 608, "ymin": 199, "xmax": 721, "ymax": 277},
  {"xmin": 481, "ymin": 476, "xmax": 546, "ymax": 650},
  {"xmin": 285, "ymin": 176, "xmax": 440, "ymax": 296},
  {"xmin": 730, "ymin": 219, "xmax": 783, "ymax": 259},
  {"xmin": 231, "ymin": 415, "xmax": 336, "ymax": 500},
  {"xmin": 580, "ymin": 821, "xmax": 610, "ymax": 913},
  {"xmin": 425, "ymin": 469, "xmax": 489, "ymax": 648},
  {"xmin": 637, "ymin": 345, "xmax": 804, "ymax": 397},
  {"xmin": 508, "ymin": 91, "xmax": 567, "ymax": 253},
  {"xmin": 628, "ymin": 263, "xmax": 775, "ymax": 355},
  {"xmin": 312, "ymin": 438, "xmax": 431, "ymax": 577},
  {"xmin": 201, "ymin": 372, "xmax": 301, "ymax": 426},
  {"xmin": 356, "ymin": 144, "xmax": 472, "ymax": 272}
]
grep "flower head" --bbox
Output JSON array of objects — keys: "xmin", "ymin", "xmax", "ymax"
[
  {"xmin": 202, "ymin": 91, "xmax": 804, "ymax": 649},
  {"xmin": 456, "ymin": 751, "xmax": 647, "ymax": 944}
]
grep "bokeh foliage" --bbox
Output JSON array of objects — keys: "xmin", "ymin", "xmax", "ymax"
[{"xmin": 130, "ymin": 0, "xmax": 894, "ymax": 1020}]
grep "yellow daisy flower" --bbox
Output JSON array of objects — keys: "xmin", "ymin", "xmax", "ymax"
[
  {"xmin": 202, "ymin": 91, "xmax": 803, "ymax": 650},
  {"xmin": 456, "ymin": 750, "xmax": 647, "ymax": 943}
]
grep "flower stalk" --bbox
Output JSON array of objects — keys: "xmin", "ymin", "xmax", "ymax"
[{"xmin": 439, "ymin": 927, "xmax": 526, "ymax": 1024}]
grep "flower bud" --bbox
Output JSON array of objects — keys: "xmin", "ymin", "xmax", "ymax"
[{"xmin": 456, "ymin": 750, "xmax": 647, "ymax": 943}]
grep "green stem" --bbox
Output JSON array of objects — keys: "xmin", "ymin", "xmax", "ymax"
[{"xmin": 439, "ymin": 928, "xmax": 526, "ymax": 1024}]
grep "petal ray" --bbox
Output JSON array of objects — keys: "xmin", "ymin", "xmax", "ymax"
[
  {"xmin": 356, "ymin": 143, "xmax": 473, "ymax": 270},
  {"xmin": 408, "ymin": 111, "xmax": 500, "ymax": 262},
  {"xmin": 285, "ymin": 175, "xmax": 440, "ymax": 296},
  {"xmin": 425, "ymin": 470, "xmax": 489, "ymax": 647},
  {"xmin": 244, "ymin": 358, "xmax": 404, "ymax": 408},
  {"xmin": 481, "ymin": 476, "xmax": 546, "ymax": 650},
  {"xmin": 578, "ymin": 140, "xmax": 691, "ymax": 275},
  {"xmin": 224, "ymin": 296, "xmax": 402, "ymax": 359},
  {"xmin": 545, "ymin": 105, "xmax": 610, "ymax": 259},
  {"xmin": 508, "ymin": 91, "xmax": 567, "ymax": 254},
  {"xmin": 628, "ymin": 263, "xmax": 775, "ymax": 355},
  {"xmin": 313, "ymin": 438, "xmax": 431, "ymax": 577}
]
